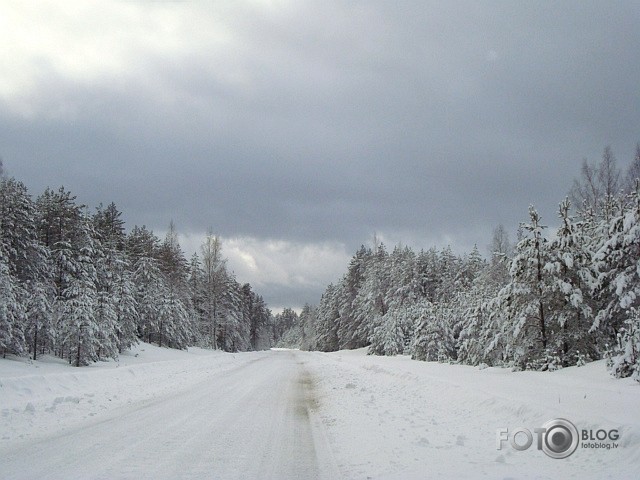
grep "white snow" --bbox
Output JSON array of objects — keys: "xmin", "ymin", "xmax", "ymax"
[
  {"xmin": 307, "ymin": 349, "xmax": 640, "ymax": 479},
  {"xmin": 1, "ymin": 344, "xmax": 639, "ymax": 479}
]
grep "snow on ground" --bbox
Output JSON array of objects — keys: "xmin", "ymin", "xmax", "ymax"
[
  {"xmin": 0, "ymin": 343, "xmax": 260, "ymax": 446},
  {"xmin": 1, "ymin": 344, "xmax": 639, "ymax": 479},
  {"xmin": 306, "ymin": 349, "xmax": 640, "ymax": 479}
]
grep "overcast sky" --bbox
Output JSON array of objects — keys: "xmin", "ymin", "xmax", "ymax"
[{"xmin": 1, "ymin": 1, "xmax": 639, "ymax": 311}]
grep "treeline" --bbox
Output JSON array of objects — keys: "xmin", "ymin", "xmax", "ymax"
[
  {"xmin": 0, "ymin": 174, "xmax": 273, "ymax": 366},
  {"xmin": 286, "ymin": 145, "xmax": 640, "ymax": 381}
]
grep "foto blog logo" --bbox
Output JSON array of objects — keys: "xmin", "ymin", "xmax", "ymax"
[{"xmin": 496, "ymin": 418, "xmax": 579, "ymax": 459}]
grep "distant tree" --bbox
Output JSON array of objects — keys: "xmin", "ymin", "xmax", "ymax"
[
  {"xmin": 248, "ymin": 291, "xmax": 271, "ymax": 350},
  {"xmin": 570, "ymin": 146, "xmax": 622, "ymax": 221},
  {"xmin": 298, "ymin": 303, "xmax": 316, "ymax": 350},
  {"xmin": 487, "ymin": 224, "xmax": 512, "ymax": 286},
  {"xmin": 94, "ymin": 202, "xmax": 126, "ymax": 251},
  {"xmin": 624, "ymin": 143, "xmax": 640, "ymax": 196},
  {"xmin": 126, "ymin": 225, "xmax": 160, "ymax": 264},
  {"xmin": 274, "ymin": 308, "xmax": 299, "ymax": 343},
  {"xmin": 200, "ymin": 230, "xmax": 227, "ymax": 349}
]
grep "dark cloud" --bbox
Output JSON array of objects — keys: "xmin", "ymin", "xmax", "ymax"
[{"xmin": 2, "ymin": 1, "xmax": 639, "ymax": 308}]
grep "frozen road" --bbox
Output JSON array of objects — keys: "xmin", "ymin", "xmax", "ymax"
[{"xmin": 0, "ymin": 351, "xmax": 335, "ymax": 480}]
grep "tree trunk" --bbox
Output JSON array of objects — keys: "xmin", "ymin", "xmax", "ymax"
[
  {"xmin": 32, "ymin": 326, "xmax": 38, "ymax": 361},
  {"xmin": 76, "ymin": 328, "xmax": 82, "ymax": 367},
  {"xmin": 536, "ymin": 238, "xmax": 547, "ymax": 350}
]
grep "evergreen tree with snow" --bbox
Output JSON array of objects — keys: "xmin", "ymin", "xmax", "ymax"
[
  {"xmin": 133, "ymin": 256, "xmax": 164, "ymax": 345},
  {"xmin": 60, "ymin": 217, "xmax": 104, "ymax": 366},
  {"xmin": 351, "ymin": 242, "xmax": 390, "ymax": 349},
  {"xmin": 110, "ymin": 254, "xmax": 138, "ymax": 353},
  {"xmin": 496, "ymin": 206, "xmax": 554, "ymax": 369},
  {"xmin": 24, "ymin": 279, "xmax": 54, "ymax": 360},
  {"xmin": 610, "ymin": 307, "xmax": 640, "ymax": 381},
  {"xmin": 0, "ymin": 253, "xmax": 26, "ymax": 357},
  {"xmin": 593, "ymin": 181, "xmax": 640, "ymax": 378},
  {"xmin": 369, "ymin": 302, "xmax": 415, "ymax": 356},
  {"xmin": 411, "ymin": 300, "xmax": 453, "ymax": 362},
  {"xmin": 456, "ymin": 281, "xmax": 505, "ymax": 366},
  {"xmin": 336, "ymin": 245, "xmax": 372, "ymax": 350},
  {"xmin": 314, "ymin": 283, "xmax": 341, "ymax": 352},
  {"xmin": 543, "ymin": 198, "xmax": 597, "ymax": 365},
  {"xmin": 1, "ymin": 177, "xmax": 52, "ymax": 358}
]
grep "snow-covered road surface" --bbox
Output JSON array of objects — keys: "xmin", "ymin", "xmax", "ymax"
[
  {"xmin": 1, "ymin": 344, "xmax": 639, "ymax": 479},
  {"xmin": 0, "ymin": 349, "xmax": 335, "ymax": 480}
]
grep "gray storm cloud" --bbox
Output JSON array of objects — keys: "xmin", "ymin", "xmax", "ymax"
[{"xmin": 1, "ymin": 0, "xmax": 639, "ymax": 308}]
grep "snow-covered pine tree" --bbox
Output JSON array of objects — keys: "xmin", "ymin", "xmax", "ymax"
[
  {"xmin": 610, "ymin": 307, "xmax": 640, "ymax": 381},
  {"xmin": 498, "ymin": 206, "xmax": 554, "ymax": 369},
  {"xmin": 416, "ymin": 248, "xmax": 441, "ymax": 303},
  {"xmin": 336, "ymin": 246, "xmax": 371, "ymax": 350},
  {"xmin": 24, "ymin": 280, "xmax": 54, "ymax": 360},
  {"xmin": 189, "ymin": 252, "xmax": 206, "ymax": 346},
  {"xmin": 411, "ymin": 300, "xmax": 454, "ymax": 362},
  {"xmin": 110, "ymin": 254, "xmax": 138, "ymax": 353},
  {"xmin": 0, "ymin": 178, "xmax": 55, "ymax": 358},
  {"xmin": 133, "ymin": 256, "xmax": 164, "ymax": 345},
  {"xmin": 298, "ymin": 303, "xmax": 317, "ymax": 350},
  {"xmin": 0, "ymin": 178, "xmax": 49, "ymax": 284},
  {"xmin": 314, "ymin": 283, "xmax": 341, "ymax": 352},
  {"xmin": 157, "ymin": 222, "xmax": 197, "ymax": 348},
  {"xmin": 216, "ymin": 274, "xmax": 247, "ymax": 352},
  {"xmin": 36, "ymin": 186, "xmax": 86, "ymax": 359},
  {"xmin": 157, "ymin": 293, "xmax": 191, "ymax": 350},
  {"xmin": 543, "ymin": 198, "xmax": 596, "ymax": 365},
  {"xmin": 456, "ymin": 281, "xmax": 504, "ymax": 366},
  {"xmin": 369, "ymin": 302, "xmax": 415, "ymax": 356},
  {"xmin": 0, "ymin": 253, "xmax": 26, "ymax": 357},
  {"xmin": 93, "ymin": 202, "xmax": 126, "ymax": 252},
  {"xmin": 126, "ymin": 225, "xmax": 160, "ymax": 264},
  {"xmin": 248, "ymin": 291, "xmax": 271, "ymax": 350},
  {"xmin": 351, "ymin": 242, "xmax": 390, "ymax": 349},
  {"xmin": 60, "ymin": 217, "xmax": 103, "ymax": 367},
  {"xmin": 368, "ymin": 246, "xmax": 419, "ymax": 356},
  {"xmin": 594, "ymin": 181, "xmax": 640, "ymax": 379}
]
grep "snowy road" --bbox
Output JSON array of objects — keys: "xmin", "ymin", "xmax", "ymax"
[{"xmin": 0, "ymin": 350, "xmax": 334, "ymax": 480}]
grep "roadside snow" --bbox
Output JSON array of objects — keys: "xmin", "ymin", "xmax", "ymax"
[{"xmin": 306, "ymin": 349, "xmax": 640, "ymax": 479}]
